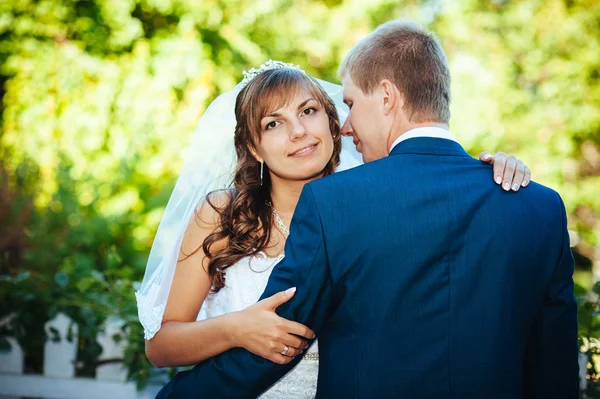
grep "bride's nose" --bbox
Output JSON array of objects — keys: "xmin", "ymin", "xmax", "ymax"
[{"xmin": 290, "ymin": 119, "xmax": 307, "ymax": 140}]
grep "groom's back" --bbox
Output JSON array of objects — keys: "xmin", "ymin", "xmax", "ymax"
[{"xmin": 308, "ymin": 138, "xmax": 577, "ymax": 398}]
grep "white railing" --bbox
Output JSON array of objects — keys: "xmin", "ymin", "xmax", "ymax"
[
  {"xmin": 0, "ymin": 313, "xmax": 162, "ymax": 399},
  {"xmin": 1, "ymin": 312, "xmax": 589, "ymax": 397}
]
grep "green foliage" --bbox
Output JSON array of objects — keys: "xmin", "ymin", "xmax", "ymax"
[
  {"xmin": 0, "ymin": 0, "xmax": 598, "ymax": 391},
  {"xmin": 579, "ymin": 281, "xmax": 600, "ymax": 396}
]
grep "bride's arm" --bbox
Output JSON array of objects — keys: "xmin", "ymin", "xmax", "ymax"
[
  {"xmin": 144, "ymin": 198, "xmax": 230, "ymax": 367},
  {"xmin": 145, "ymin": 196, "xmax": 313, "ymax": 368}
]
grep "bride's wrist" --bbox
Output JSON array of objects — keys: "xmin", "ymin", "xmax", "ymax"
[{"xmin": 222, "ymin": 311, "xmax": 245, "ymax": 349}]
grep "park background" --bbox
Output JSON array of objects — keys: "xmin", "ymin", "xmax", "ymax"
[{"xmin": 0, "ymin": 0, "xmax": 599, "ymax": 397}]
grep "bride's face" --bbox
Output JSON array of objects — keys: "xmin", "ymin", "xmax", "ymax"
[{"xmin": 253, "ymin": 89, "xmax": 334, "ymax": 182}]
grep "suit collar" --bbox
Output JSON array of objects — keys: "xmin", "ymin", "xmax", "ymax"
[
  {"xmin": 389, "ymin": 137, "xmax": 471, "ymax": 158},
  {"xmin": 389, "ymin": 127, "xmax": 458, "ymax": 152}
]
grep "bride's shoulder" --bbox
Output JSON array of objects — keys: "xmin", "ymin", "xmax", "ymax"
[
  {"xmin": 196, "ymin": 188, "xmax": 236, "ymax": 221},
  {"xmin": 181, "ymin": 189, "xmax": 234, "ymax": 257},
  {"xmin": 201, "ymin": 189, "xmax": 234, "ymax": 215}
]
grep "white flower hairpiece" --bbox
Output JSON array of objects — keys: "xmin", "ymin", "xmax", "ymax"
[{"xmin": 239, "ymin": 60, "xmax": 306, "ymax": 90}]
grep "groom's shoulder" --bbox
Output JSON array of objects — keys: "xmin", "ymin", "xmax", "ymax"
[
  {"xmin": 306, "ymin": 157, "xmax": 390, "ymax": 197},
  {"xmin": 521, "ymin": 180, "xmax": 565, "ymax": 208},
  {"xmin": 525, "ymin": 180, "xmax": 558, "ymax": 195}
]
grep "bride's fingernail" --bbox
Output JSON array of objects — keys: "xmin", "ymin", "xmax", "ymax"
[
  {"xmin": 285, "ymin": 287, "xmax": 297, "ymax": 296},
  {"xmin": 495, "ymin": 176, "xmax": 502, "ymax": 184}
]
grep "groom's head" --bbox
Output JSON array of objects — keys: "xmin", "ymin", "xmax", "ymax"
[{"xmin": 338, "ymin": 20, "xmax": 451, "ymax": 163}]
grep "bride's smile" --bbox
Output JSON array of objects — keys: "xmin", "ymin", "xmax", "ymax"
[{"xmin": 288, "ymin": 142, "xmax": 319, "ymax": 158}]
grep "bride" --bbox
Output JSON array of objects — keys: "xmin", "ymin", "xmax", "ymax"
[{"xmin": 136, "ymin": 61, "xmax": 531, "ymax": 398}]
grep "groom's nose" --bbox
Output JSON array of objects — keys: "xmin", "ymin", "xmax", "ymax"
[{"xmin": 340, "ymin": 118, "xmax": 353, "ymax": 136}]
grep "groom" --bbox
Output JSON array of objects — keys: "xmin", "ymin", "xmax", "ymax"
[{"xmin": 158, "ymin": 20, "xmax": 578, "ymax": 398}]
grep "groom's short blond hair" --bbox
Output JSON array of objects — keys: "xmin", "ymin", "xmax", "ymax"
[{"xmin": 338, "ymin": 20, "xmax": 451, "ymax": 124}]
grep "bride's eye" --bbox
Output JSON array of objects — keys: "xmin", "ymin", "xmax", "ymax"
[
  {"xmin": 302, "ymin": 107, "xmax": 317, "ymax": 116},
  {"xmin": 264, "ymin": 121, "xmax": 280, "ymax": 131}
]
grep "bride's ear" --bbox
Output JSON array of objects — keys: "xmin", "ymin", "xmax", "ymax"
[
  {"xmin": 380, "ymin": 79, "xmax": 401, "ymax": 116},
  {"xmin": 248, "ymin": 145, "xmax": 263, "ymax": 163}
]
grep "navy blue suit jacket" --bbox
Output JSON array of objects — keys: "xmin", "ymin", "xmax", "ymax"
[{"xmin": 158, "ymin": 137, "xmax": 578, "ymax": 398}]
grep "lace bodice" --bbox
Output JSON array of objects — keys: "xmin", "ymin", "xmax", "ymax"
[
  {"xmin": 197, "ymin": 252, "xmax": 284, "ymax": 319},
  {"xmin": 197, "ymin": 252, "xmax": 318, "ymax": 399}
]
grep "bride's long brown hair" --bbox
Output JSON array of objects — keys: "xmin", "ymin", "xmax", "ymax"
[{"xmin": 193, "ymin": 68, "xmax": 342, "ymax": 293}]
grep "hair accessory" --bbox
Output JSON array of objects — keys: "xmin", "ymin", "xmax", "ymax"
[{"xmin": 240, "ymin": 60, "xmax": 305, "ymax": 90}]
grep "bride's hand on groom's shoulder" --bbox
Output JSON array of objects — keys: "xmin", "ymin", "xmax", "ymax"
[
  {"xmin": 230, "ymin": 287, "xmax": 315, "ymax": 365},
  {"xmin": 480, "ymin": 151, "xmax": 531, "ymax": 192}
]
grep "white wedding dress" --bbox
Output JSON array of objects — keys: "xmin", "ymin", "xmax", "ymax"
[{"xmin": 197, "ymin": 252, "xmax": 319, "ymax": 399}]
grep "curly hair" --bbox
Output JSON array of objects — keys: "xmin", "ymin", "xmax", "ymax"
[{"xmin": 190, "ymin": 68, "xmax": 343, "ymax": 293}]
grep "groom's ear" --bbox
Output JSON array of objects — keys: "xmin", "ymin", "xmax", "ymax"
[{"xmin": 380, "ymin": 79, "xmax": 401, "ymax": 116}]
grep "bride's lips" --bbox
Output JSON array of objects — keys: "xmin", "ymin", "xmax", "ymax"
[{"xmin": 289, "ymin": 143, "xmax": 319, "ymax": 157}]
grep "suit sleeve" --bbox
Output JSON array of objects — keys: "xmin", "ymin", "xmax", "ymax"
[
  {"xmin": 524, "ymin": 192, "xmax": 579, "ymax": 398},
  {"xmin": 158, "ymin": 185, "xmax": 335, "ymax": 399}
]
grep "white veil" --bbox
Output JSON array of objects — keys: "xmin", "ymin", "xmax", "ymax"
[{"xmin": 135, "ymin": 69, "xmax": 363, "ymax": 340}]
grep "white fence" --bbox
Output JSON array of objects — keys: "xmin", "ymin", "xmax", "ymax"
[
  {"xmin": 0, "ymin": 312, "xmax": 590, "ymax": 397},
  {"xmin": 0, "ymin": 313, "xmax": 162, "ymax": 399}
]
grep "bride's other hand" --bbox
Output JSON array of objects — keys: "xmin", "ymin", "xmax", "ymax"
[
  {"xmin": 479, "ymin": 151, "xmax": 531, "ymax": 192},
  {"xmin": 232, "ymin": 287, "xmax": 315, "ymax": 364}
]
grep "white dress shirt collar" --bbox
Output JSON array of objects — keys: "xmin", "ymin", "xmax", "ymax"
[{"xmin": 389, "ymin": 126, "xmax": 458, "ymax": 152}]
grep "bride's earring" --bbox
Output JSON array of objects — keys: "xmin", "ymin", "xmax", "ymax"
[{"xmin": 260, "ymin": 160, "xmax": 264, "ymax": 186}]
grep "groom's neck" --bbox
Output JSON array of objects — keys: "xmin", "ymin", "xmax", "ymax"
[{"xmin": 387, "ymin": 121, "xmax": 450, "ymax": 151}]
